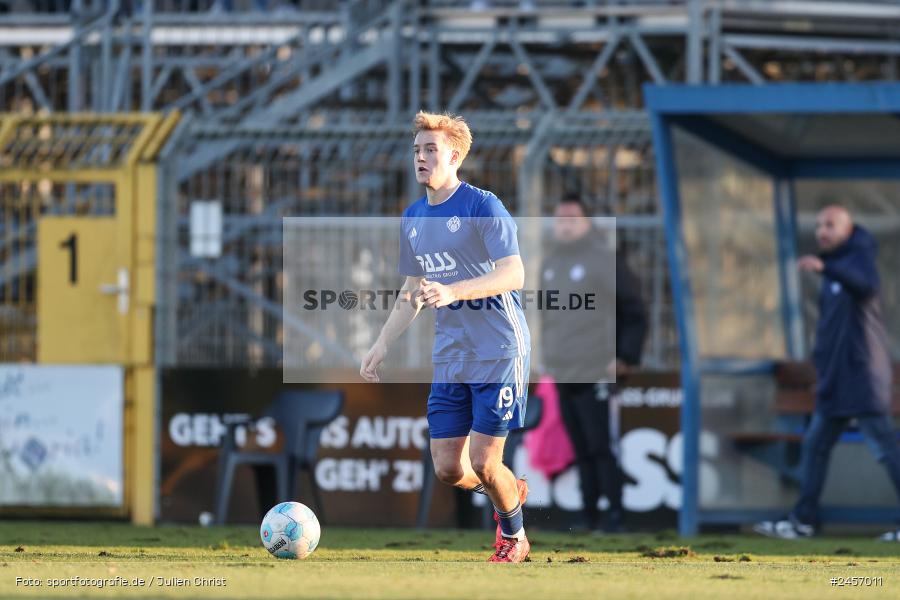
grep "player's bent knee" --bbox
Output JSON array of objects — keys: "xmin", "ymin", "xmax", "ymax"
[
  {"xmin": 433, "ymin": 464, "xmax": 465, "ymax": 485},
  {"xmin": 470, "ymin": 458, "xmax": 500, "ymax": 482}
]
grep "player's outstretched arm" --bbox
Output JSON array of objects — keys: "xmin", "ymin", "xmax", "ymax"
[
  {"xmin": 421, "ymin": 255, "xmax": 524, "ymax": 309},
  {"xmin": 360, "ymin": 275, "xmax": 425, "ymax": 382}
]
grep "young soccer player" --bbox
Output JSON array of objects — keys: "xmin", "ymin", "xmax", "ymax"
[{"xmin": 360, "ymin": 111, "xmax": 531, "ymax": 562}]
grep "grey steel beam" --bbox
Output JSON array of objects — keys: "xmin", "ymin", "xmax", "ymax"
[
  {"xmin": 100, "ymin": 1, "xmax": 116, "ymax": 111},
  {"xmin": 409, "ymin": 19, "xmax": 421, "ymax": 114},
  {"xmin": 22, "ymin": 71, "xmax": 50, "ymax": 111},
  {"xmin": 183, "ymin": 67, "xmax": 213, "ymax": 116},
  {"xmin": 69, "ymin": 0, "xmax": 84, "ymax": 112},
  {"xmin": 174, "ymin": 139, "xmax": 245, "ymax": 183},
  {"xmin": 141, "ymin": 1, "xmax": 153, "ymax": 111},
  {"xmin": 516, "ymin": 111, "xmax": 555, "ymax": 317},
  {"xmin": 0, "ymin": 10, "xmax": 111, "ymax": 88},
  {"xmin": 430, "ymin": 25, "xmax": 684, "ymax": 46},
  {"xmin": 447, "ymin": 34, "xmax": 497, "ymax": 112},
  {"xmin": 722, "ymin": 44, "xmax": 765, "ymax": 85},
  {"xmin": 185, "ymin": 111, "xmax": 650, "ymax": 142},
  {"xmin": 164, "ymin": 26, "xmax": 316, "ymax": 112},
  {"xmin": 194, "ymin": 262, "xmax": 355, "ymax": 363},
  {"xmin": 686, "ymin": 0, "xmax": 703, "ymax": 84},
  {"xmin": 607, "ymin": 142, "xmax": 618, "ymax": 207},
  {"xmin": 247, "ymin": 40, "xmax": 391, "ymax": 126},
  {"xmin": 425, "ymin": 3, "xmax": 687, "ymax": 21},
  {"xmin": 164, "ymin": 4, "xmax": 393, "ymax": 115},
  {"xmin": 386, "ymin": 0, "xmax": 403, "ymax": 118},
  {"xmin": 0, "ymin": 249, "xmax": 35, "ymax": 288},
  {"xmin": 629, "ymin": 31, "xmax": 667, "ymax": 85},
  {"xmin": 719, "ymin": 0, "xmax": 900, "ymax": 21},
  {"xmin": 649, "ymin": 225, "xmax": 666, "ymax": 369},
  {"xmin": 428, "ymin": 29, "xmax": 440, "ymax": 111},
  {"xmin": 708, "ymin": 3, "xmax": 722, "ymax": 84},
  {"xmin": 148, "ymin": 64, "xmax": 173, "ymax": 107},
  {"xmin": 223, "ymin": 320, "xmax": 283, "ymax": 364},
  {"xmin": 567, "ymin": 33, "xmax": 620, "ymax": 111},
  {"xmin": 139, "ymin": 11, "xmax": 346, "ymax": 27},
  {"xmin": 517, "ymin": 111, "xmax": 556, "ymax": 219},
  {"xmin": 214, "ymin": 55, "xmax": 316, "ymax": 121},
  {"xmin": 176, "ymin": 300, "xmax": 237, "ymax": 343},
  {"xmin": 509, "ymin": 34, "xmax": 556, "ymax": 110},
  {"xmin": 109, "ymin": 43, "xmax": 131, "ymax": 112},
  {"xmin": 91, "ymin": 58, "xmax": 102, "ymax": 111},
  {"xmin": 156, "ymin": 113, "xmax": 195, "ymax": 367},
  {"xmin": 725, "ymin": 33, "xmax": 900, "ymax": 55},
  {"xmin": 108, "ymin": 55, "xmax": 246, "ymax": 70}
]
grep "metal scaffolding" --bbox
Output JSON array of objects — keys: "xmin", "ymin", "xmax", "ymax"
[
  {"xmin": 4, "ymin": 2, "xmax": 900, "ymax": 114},
  {"xmin": 3, "ymin": 1, "xmax": 900, "ymax": 369}
]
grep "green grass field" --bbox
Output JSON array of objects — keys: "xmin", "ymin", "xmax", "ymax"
[{"xmin": 0, "ymin": 521, "xmax": 897, "ymax": 599}]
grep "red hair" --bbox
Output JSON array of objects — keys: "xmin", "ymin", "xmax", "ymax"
[{"xmin": 413, "ymin": 111, "xmax": 473, "ymax": 163}]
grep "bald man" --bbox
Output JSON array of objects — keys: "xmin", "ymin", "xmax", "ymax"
[{"xmin": 756, "ymin": 206, "xmax": 900, "ymax": 540}]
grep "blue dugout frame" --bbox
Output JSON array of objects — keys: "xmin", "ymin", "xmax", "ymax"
[{"xmin": 646, "ymin": 83, "xmax": 900, "ymax": 536}]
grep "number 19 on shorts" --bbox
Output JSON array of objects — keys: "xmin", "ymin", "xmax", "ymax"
[{"xmin": 497, "ymin": 386, "xmax": 514, "ymax": 409}]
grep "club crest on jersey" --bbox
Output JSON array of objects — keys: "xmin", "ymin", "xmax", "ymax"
[{"xmin": 446, "ymin": 216, "xmax": 461, "ymax": 233}]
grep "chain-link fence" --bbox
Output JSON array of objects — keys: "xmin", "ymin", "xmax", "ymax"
[{"xmin": 158, "ymin": 111, "xmax": 678, "ymax": 370}]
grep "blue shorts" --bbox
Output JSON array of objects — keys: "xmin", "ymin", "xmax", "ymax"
[{"xmin": 427, "ymin": 353, "xmax": 530, "ymax": 439}]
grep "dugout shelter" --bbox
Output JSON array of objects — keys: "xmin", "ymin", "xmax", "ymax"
[{"xmin": 647, "ymin": 83, "xmax": 900, "ymax": 536}]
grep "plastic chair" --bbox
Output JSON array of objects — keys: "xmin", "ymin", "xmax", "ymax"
[
  {"xmin": 214, "ymin": 389, "xmax": 343, "ymax": 525},
  {"xmin": 415, "ymin": 395, "xmax": 543, "ymax": 529}
]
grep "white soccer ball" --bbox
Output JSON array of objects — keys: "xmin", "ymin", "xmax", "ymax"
[{"xmin": 260, "ymin": 501, "xmax": 321, "ymax": 559}]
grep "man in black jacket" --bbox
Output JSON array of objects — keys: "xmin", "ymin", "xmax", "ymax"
[
  {"xmin": 755, "ymin": 205, "xmax": 900, "ymax": 539},
  {"xmin": 541, "ymin": 196, "xmax": 647, "ymax": 533}
]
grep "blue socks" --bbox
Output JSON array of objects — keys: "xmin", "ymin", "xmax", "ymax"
[
  {"xmin": 470, "ymin": 483, "xmax": 526, "ymax": 541},
  {"xmin": 495, "ymin": 502, "xmax": 525, "ymax": 540}
]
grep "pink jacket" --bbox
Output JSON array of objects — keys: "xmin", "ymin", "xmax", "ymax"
[{"xmin": 524, "ymin": 375, "xmax": 575, "ymax": 478}]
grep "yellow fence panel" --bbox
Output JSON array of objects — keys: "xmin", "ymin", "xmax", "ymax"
[{"xmin": 0, "ymin": 111, "xmax": 179, "ymax": 525}]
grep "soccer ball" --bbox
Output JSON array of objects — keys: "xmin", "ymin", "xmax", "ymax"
[{"xmin": 260, "ymin": 501, "xmax": 321, "ymax": 559}]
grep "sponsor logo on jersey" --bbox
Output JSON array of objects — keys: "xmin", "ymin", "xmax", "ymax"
[
  {"xmin": 409, "ymin": 227, "xmax": 417, "ymax": 239},
  {"xmin": 416, "ymin": 252, "xmax": 458, "ymax": 274}
]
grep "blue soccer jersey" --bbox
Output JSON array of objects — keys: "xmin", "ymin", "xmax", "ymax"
[{"xmin": 398, "ymin": 182, "xmax": 531, "ymax": 364}]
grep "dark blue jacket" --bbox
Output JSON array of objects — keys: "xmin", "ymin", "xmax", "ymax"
[{"xmin": 812, "ymin": 226, "xmax": 892, "ymax": 417}]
